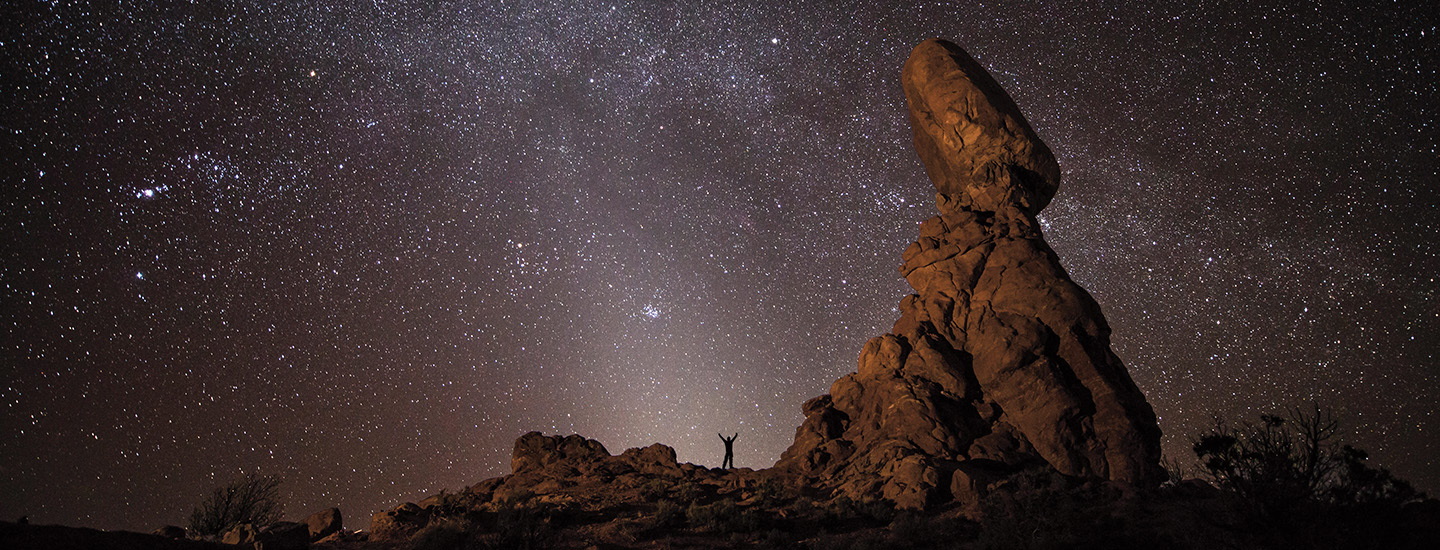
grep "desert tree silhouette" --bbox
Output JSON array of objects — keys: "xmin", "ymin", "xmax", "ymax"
[{"xmin": 187, "ymin": 472, "xmax": 284, "ymax": 537}]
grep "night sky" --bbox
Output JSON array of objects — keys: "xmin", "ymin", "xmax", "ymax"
[{"xmin": 3, "ymin": 1, "xmax": 1435, "ymax": 531}]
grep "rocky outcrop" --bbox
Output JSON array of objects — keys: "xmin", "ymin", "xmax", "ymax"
[
  {"xmin": 370, "ymin": 432, "xmax": 729, "ymax": 540},
  {"xmin": 775, "ymin": 38, "xmax": 1164, "ymax": 510}
]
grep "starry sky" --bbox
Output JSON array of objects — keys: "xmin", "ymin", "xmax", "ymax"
[{"xmin": 3, "ymin": 0, "xmax": 1435, "ymax": 532}]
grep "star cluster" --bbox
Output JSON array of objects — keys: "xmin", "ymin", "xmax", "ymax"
[{"xmin": 3, "ymin": 1, "xmax": 1434, "ymax": 530}]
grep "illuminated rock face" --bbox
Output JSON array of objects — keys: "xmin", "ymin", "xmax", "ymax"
[{"xmin": 776, "ymin": 38, "xmax": 1165, "ymax": 510}]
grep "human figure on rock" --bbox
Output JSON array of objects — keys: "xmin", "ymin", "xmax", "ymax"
[{"xmin": 718, "ymin": 433, "xmax": 737, "ymax": 469}]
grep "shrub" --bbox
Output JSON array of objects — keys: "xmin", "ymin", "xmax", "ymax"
[
  {"xmin": 1191, "ymin": 405, "xmax": 1429, "ymax": 549},
  {"xmin": 685, "ymin": 499, "xmax": 761, "ymax": 534},
  {"xmin": 673, "ymin": 481, "xmax": 704, "ymax": 503},
  {"xmin": 640, "ymin": 479, "xmax": 670, "ymax": 501},
  {"xmin": 1192, "ymin": 405, "xmax": 1422, "ymax": 516},
  {"xmin": 491, "ymin": 499, "xmax": 554, "ymax": 550},
  {"xmin": 652, "ymin": 499, "xmax": 684, "ymax": 529},
  {"xmin": 408, "ymin": 518, "xmax": 474, "ymax": 550},
  {"xmin": 823, "ymin": 495, "xmax": 895, "ymax": 524},
  {"xmin": 755, "ymin": 477, "xmax": 791, "ymax": 507},
  {"xmin": 187, "ymin": 473, "xmax": 284, "ymax": 537}
]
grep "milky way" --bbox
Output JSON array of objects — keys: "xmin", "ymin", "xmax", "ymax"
[{"xmin": 3, "ymin": 1, "xmax": 1435, "ymax": 530}]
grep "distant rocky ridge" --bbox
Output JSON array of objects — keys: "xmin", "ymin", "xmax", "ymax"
[
  {"xmin": 772, "ymin": 37, "xmax": 1165, "ymax": 509},
  {"xmin": 368, "ymin": 432, "xmax": 774, "ymax": 541}
]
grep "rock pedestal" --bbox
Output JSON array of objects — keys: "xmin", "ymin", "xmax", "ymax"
[{"xmin": 775, "ymin": 38, "xmax": 1165, "ymax": 510}]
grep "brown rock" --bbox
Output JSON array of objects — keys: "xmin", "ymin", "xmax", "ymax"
[
  {"xmin": 775, "ymin": 38, "xmax": 1164, "ymax": 510},
  {"xmin": 512, "ymin": 432, "xmax": 611, "ymax": 476},
  {"xmin": 617, "ymin": 443, "xmax": 683, "ymax": 477},
  {"xmin": 373, "ymin": 433, "xmax": 690, "ymax": 530},
  {"xmin": 301, "ymin": 508, "xmax": 341, "ymax": 542},
  {"xmin": 221, "ymin": 523, "xmax": 257, "ymax": 546},
  {"xmin": 368, "ymin": 503, "xmax": 429, "ymax": 541}
]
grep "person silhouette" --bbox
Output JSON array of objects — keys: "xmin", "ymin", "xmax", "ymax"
[{"xmin": 719, "ymin": 433, "xmax": 738, "ymax": 469}]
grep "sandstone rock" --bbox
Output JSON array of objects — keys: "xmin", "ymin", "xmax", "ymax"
[
  {"xmin": 301, "ymin": 508, "xmax": 341, "ymax": 542},
  {"xmin": 369, "ymin": 502, "xmax": 429, "ymax": 541},
  {"xmin": 512, "ymin": 432, "xmax": 611, "ymax": 476},
  {"xmin": 375, "ymin": 433, "xmax": 692, "ymax": 530},
  {"xmin": 221, "ymin": 523, "xmax": 258, "ymax": 546},
  {"xmin": 776, "ymin": 38, "xmax": 1164, "ymax": 511}
]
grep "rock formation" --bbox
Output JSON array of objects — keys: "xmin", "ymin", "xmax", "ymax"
[
  {"xmin": 774, "ymin": 38, "xmax": 1165, "ymax": 510},
  {"xmin": 369, "ymin": 432, "xmax": 775, "ymax": 541}
]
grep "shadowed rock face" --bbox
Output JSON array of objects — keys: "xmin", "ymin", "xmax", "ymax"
[{"xmin": 775, "ymin": 38, "xmax": 1164, "ymax": 510}]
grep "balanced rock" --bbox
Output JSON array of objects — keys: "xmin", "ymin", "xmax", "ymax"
[{"xmin": 775, "ymin": 38, "xmax": 1165, "ymax": 510}]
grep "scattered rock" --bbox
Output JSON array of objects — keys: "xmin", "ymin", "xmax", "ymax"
[{"xmin": 774, "ymin": 37, "xmax": 1165, "ymax": 511}]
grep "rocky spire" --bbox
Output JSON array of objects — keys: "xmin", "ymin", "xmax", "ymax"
[{"xmin": 776, "ymin": 38, "xmax": 1165, "ymax": 510}]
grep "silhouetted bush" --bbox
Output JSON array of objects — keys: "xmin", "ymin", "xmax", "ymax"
[
  {"xmin": 1192, "ymin": 405, "xmax": 1433, "ymax": 549},
  {"xmin": 1193, "ymin": 405, "xmax": 1422, "ymax": 517},
  {"xmin": 490, "ymin": 499, "xmax": 554, "ymax": 550},
  {"xmin": 187, "ymin": 473, "xmax": 284, "ymax": 537}
]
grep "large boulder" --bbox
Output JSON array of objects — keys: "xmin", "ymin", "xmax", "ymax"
[
  {"xmin": 301, "ymin": 508, "xmax": 341, "ymax": 542},
  {"xmin": 775, "ymin": 38, "xmax": 1165, "ymax": 510},
  {"xmin": 512, "ymin": 432, "xmax": 612, "ymax": 476},
  {"xmin": 220, "ymin": 523, "xmax": 257, "ymax": 546}
]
